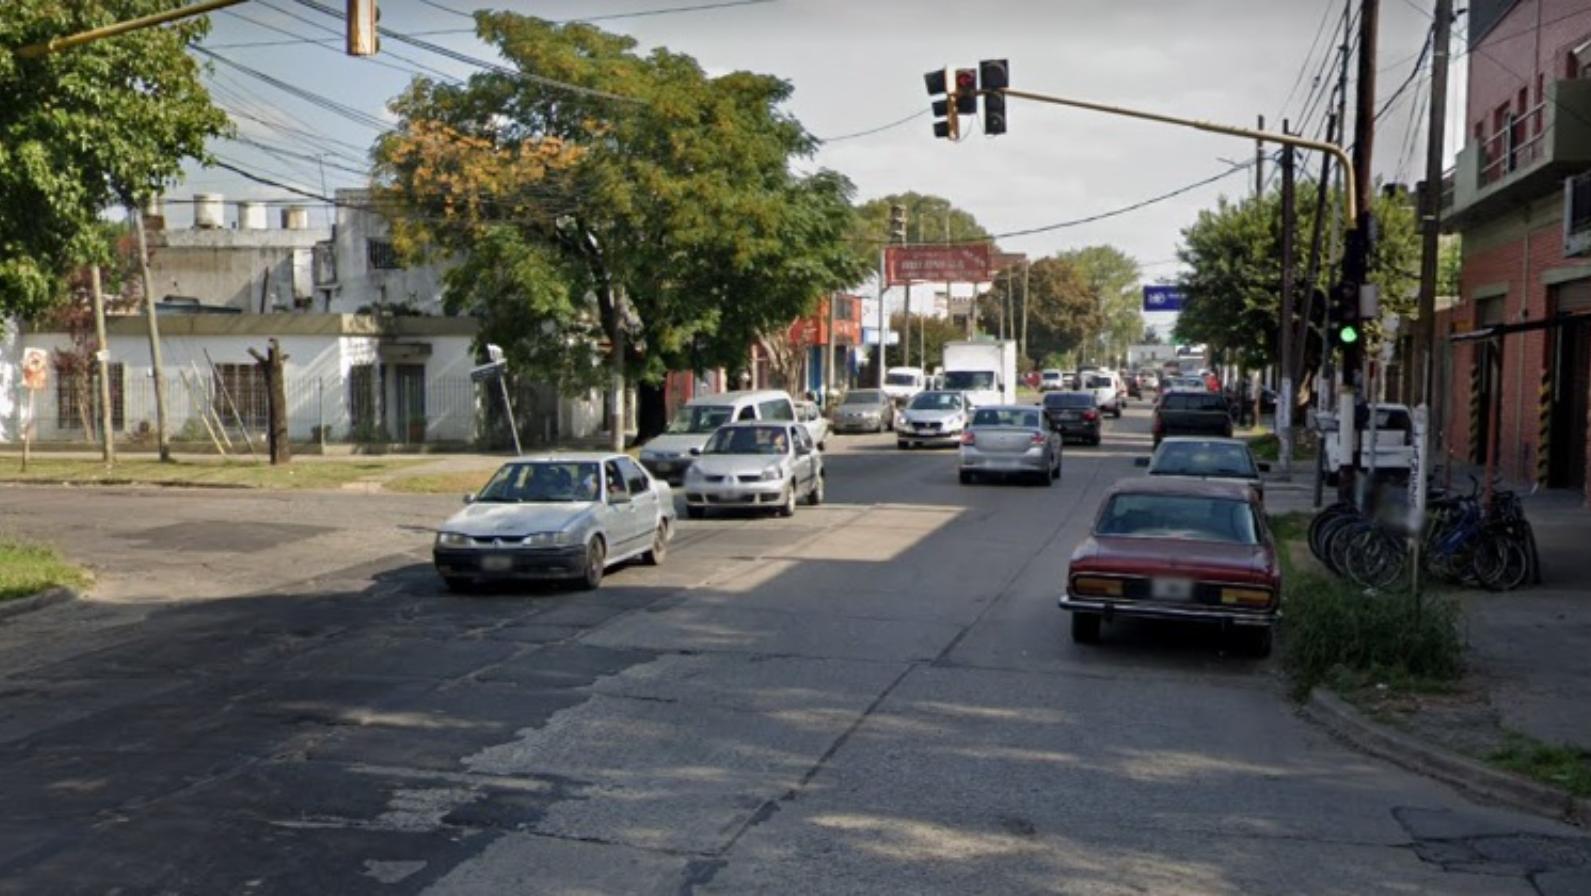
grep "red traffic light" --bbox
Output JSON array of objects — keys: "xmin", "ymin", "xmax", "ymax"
[{"xmin": 954, "ymin": 68, "xmax": 977, "ymax": 92}]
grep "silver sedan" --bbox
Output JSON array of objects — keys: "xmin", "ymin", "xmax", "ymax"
[
  {"xmin": 683, "ymin": 421, "xmax": 824, "ymax": 518},
  {"xmin": 958, "ymin": 405, "xmax": 1062, "ymax": 486}
]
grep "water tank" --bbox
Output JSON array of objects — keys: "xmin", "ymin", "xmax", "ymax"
[
  {"xmin": 193, "ymin": 193, "xmax": 224, "ymax": 229},
  {"xmin": 238, "ymin": 201, "xmax": 268, "ymax": 230},
  {"xmin": 280, "ymin": 206, "xmax": 310, "ymax": 230},
  {"xmin": 140, "ymin": 193, "xmax": 165, "ymax": 221}
]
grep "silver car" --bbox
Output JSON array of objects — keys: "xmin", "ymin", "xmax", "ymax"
[
  {"xmin": 796, "ymin": 400, "xmax": 830, "ymax": 451},
  {"xmin": 432, "ymin": 453, "xmax": 675, "ymax": 592},
  {"xmin": 684, "ymin": 421, "xmax": 823, "ymax": 518},
  {"xmin": 896, "ymin": 390, "xmax": 968, "ymax": 449},
  {"xmin": 958, "ymin": 404, "xmax": 1062, "ymax": 486},
  {"xmin": 832, "ymin": 389, "xmax": 895, "ymax": 433},
  {"xmin": 1135, "ymin": 436, "xmax": 1269, "ymax": 502}
]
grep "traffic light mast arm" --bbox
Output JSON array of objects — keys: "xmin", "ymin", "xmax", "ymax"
[
  {"xmin": 994, "ymin": 87, "xmax": 1358, "ymax": 225},
  {"xmin": 15, "ymin": 0, "xmax": 248, "ymax": 58}
]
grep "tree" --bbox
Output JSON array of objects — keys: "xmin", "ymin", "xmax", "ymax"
[
  {"xmin": 1060, "ymin": 246, "xmax": 1142, "ymax": 365},
  {"xmin": 1, "ymin": 2, "xmax": 227, "ymax": 320},
  {"xmin": 883, "ymin": 311, "xmax": 963, "ymax": 371},
  {"xmin": 375, "ymin": 13, "xmax": 863, "ymax": 442},
  {"xmin": 982, "ymin": 254, "xmax": 1106, "ymax": 364}
]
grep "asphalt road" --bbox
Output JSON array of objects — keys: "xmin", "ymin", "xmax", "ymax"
[{"xmin": 1, "ymin": 402, "xmax": 1586, "ymax": 895}]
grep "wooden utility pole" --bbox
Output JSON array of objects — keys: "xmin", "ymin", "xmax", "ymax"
[
  {"xmin": 1279, "ymin": 123, "xmax": 1297, "ymax": 478},
  {"xmin": 130, "ymin": 205, "xmax": 171, "ymax": 461},
  {"xmin": 89, "ymin": 264, "xmax": 115, "ymax": 467},
  {"xmin": 1020, "ymin": 259, "xmax": 1031, "ymax": 364},
  {"xmin": 1414, "ymin": 0, "xmax": 1453, "ymax": 409},
  {"xmin": 247, "ymin": 338, "xmax": 291, "ymax": 464},
  {"xmin": 1255, "ymin": 114, "xmax": 1266, "ymax": 197},
  {"xmin": 1338, "ymin": 0, "xmax": 1380, "ymax": 503}
]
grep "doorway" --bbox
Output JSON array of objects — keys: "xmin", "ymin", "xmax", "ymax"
[
  {"xmin": 1548, "ymin": 279, "xmax": 1591, "ymax": 489},
  {"xmin": 394, "ymin": 364, "xmax": 427, "ymax": 444}
]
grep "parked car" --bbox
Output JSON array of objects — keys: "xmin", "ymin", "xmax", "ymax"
[
  {"xmin": 432, "ymin": 454, "xmax": 674, "ymax": 592},
  {"xmin": 1039, "ymin": 369, "xmax": 1067, "ymax": 392},
  {"xmin": 832, "ymin": 389, "xmax": 895, "ymax": 433},
  {"xmin": 639, "ymin": 389, "xmax": 796, "ymax": 484},
  {"xmin": 897, "ymin": 390, "xmax": 969, "ymax": 449},
  {"xmin": 1061, "ymin": 477, "xmax": 1280, "ymax": 655},
  {"xmin": 1042, "ymin": 390, "xmax": 1103, "ymax": 445},
  {"xmin": 795, "ymin": 400, "xmax": 829, "ymax": 451},
  {"xmin": 683, "ymin": 421, "xmax": 823, "ymax": 518},
  {"xmin": 1135, "ymin": 436, "xmax": 1268, "ymax": 502},
  {"xmin": 1152, "ymin": 390, "xmax": 1233, "ymax": 446},
  {"xmin": 958, "ymin": 404, "xmax": 1062, "ymax": 486},
  {"xmin": 1083, "ymin": 371, "xmax": 1123, "ymax": 418}
]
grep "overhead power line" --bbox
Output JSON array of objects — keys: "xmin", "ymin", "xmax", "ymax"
[
  {"xmin": 817, "ymin": 110, "xmax": 928, "ymax": 143},
  {"xmin": 989, "ymin": 159, "xmax": 1260, "ymax": 241}
]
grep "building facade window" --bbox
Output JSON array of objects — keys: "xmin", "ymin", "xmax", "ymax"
[
  {"xmin": 367, "ymin": 239, "xmax": 402, "ymax": 270},
  {"xmin": 212, "ymin": 363, "xmax": 269, "ymax": 430},
  {"xmin": 55, "ymin": 362, "xmax": 125, "ymax": 431}
]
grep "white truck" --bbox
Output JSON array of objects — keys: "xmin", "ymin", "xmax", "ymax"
[
  {"xmin": 881, "ymin": 366, "xmax": 926, "ymax": 406},
  {"xmin": 941, "ymin": 340, "xmax": 1017, "ymax": 409},
  {"xmin": 1317, "ymin": 403, "xmax": 1416, "ymax": 484}
]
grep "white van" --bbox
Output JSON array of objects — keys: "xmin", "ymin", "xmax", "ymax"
[
  {"xmin": 882, "ymin": 367, "xmax": 926, "ymax": 406},
  {"xmin": 639, "ymin": 389, "xmax": 796, "ymax": 484},
  {"xmin": 1083, "ymin": 371, "xmax": 1123, "ymax": 417}
]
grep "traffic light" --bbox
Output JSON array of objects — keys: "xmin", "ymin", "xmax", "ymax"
[
  {"xmin": 980, "ymin": 59, "xmax": 1008, "ymax": 135},
  {"xmin": 1331, "ymin": 281, "xmax": 1360, "ymax": 347},
  {"xmin": 925, "ymin": 67, "xmax": 957, "ymax": 140},
  {"xmin": 954, "ymin": 68, "xmax": 978, "ymax": 114},
  {"xmin": 889, "ymin": 204, "xmax": 907, "ymax": 244},
  {"xmin": 347, "ymin": 0, "xmax": 379, "ymax": 57}
]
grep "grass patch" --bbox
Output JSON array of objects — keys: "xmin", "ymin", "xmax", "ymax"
[
  {"xmin": 0, "ymin": 539, "xmax": 90, "ymax": 602},
  {"xmin": 0, "ymin": 457, "xmax": 417, "ymax": 491},
  {"xmin": 1246, "ymin": 431, "xmax": 1317, "ymax": 463},
  {"xmin": 1488, "ymin": 733, "xmax": 1591, "ymax": 797},
  {"xmin": 384, "ymin": 469, "xmax": 495, "ymax": 496}
]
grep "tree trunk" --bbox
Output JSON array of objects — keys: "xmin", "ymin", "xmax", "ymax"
[
  {"xmin": 250, "ymin": 338, "xmax": 291, "ymax": 465},
  {"xmin": 637, "ymin": 380, "xmax": 668, "ymax": 442}
]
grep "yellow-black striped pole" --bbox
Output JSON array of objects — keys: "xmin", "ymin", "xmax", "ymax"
[
  {"xmin": 1537, "ymin": 362, "xmax": 1552, "ymax": 486},
  {"xmin": 1469, "ymin": 348, "xmax": 1483, "ymax": 464}
]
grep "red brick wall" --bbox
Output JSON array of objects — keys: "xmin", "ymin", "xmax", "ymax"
[{"xmin": 1466, "ymin": 1, "xmax": 1591, "ymax": 142}]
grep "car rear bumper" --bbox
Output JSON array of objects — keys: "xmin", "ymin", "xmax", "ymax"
[
  {"xmin": 1059, "ymin": 595, "xmax": 1276, "ymax": 627},
  {"xmin": 434, "ymin": 545, "xmax": 587, "ymax": 580},
  {"xmin": 960, "ymin": 449, "xmax": 1048, "ymax": 472}
]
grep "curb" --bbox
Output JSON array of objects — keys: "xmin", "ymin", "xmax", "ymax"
[
  {"xmin": 1301, "ymin": 689, "xmax": 1591, "ymax": 826},
  {"xmin": 0, "ymin": 586, "xmax": 78, "ymax": 621}
]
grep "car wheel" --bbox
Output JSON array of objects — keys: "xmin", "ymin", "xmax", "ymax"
[
  {"xmin": 818, "ymin": 440, "xmax": 827, "ymax": 452},
  {"xmin": 576, "ymin": 537, "xmax": 606, "ymax": 591},
  {"xmin": 1090, "ymin": 435, "xmax": 1101, "ymax": 446},
  {"xmin": 442, "ymin": 576, "xmax": 473, "ymax": 594},
  {"xmin": 958, "ymin": 470, "xmax": 973, "ymax": 485},
  {"xmin": 1071, "ymin": 612, "xmax": 1101, "ymax": 644},
  {"xmin": 686, "ymin": 505, "xmax": 706, "ymax": 520},
  {"xmin": 1051, "ymin": 455, "xmax": 1061, "ymax": 480},
  {"xmin": 897, "ymin": 440, "xmax": 909, "ymax": 450},
  {"xmin": 778, "ymin": 483, "xmax": 797, "ymax": 517},
  {"xmin": 807, "ymin": 473, "xmax": 825, "ymax": 506},
  {"xmin": 642, "ymin": 521, "xmax": 669, "ymax": 566}
]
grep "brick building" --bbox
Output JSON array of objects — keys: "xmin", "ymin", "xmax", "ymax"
[{"xmin": 1442, "ymin": 0, "xmax": 1591, "ymax": 500}]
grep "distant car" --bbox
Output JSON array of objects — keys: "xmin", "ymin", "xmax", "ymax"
[
  {"xmin": 1125, "ymin": 373, "xmax": 1142, "ymax": 399},
  {"xmin": 1136, "ymin": 436, "xmax": 1268, "ymax": 502},
  {"xmin": 1152, "ymin": 390, "xmax": 1234, "ymax": 446},
  {"xmin": 795, "ymin": 400, "xmax": 829, "ymax": 451},
  {"xmin": 1164, "ymin": 376, "xmax": 1206, "ymax": 393},
  {"xmin": 433, "ymin": 454, "xmax": 674, "ymax": 592},
  {"xmin": 897, "ymin": 390, "xmax": 969, "ymax": 449},
  {"xmin": 1061, "ymin": 477, "xmax": 1280, "ymax": 655},
  {"xmin": 882, "ymin": 367, "xmax": 926, "ymax": 406},
  {"xmin": 1039, "ymin": 369, "xmax": 1066, "ymax": 392},
  {"xmin": 1042, "ymin": 390, "xmax": 1102, "ymax": 445},
  {"xmin": 683, "ymin": 421, "xmax": 823, "ymax": 518},
  {"xmin": 1083, "ymin": 372, "xmax": 1123, "ymax": 418},
  {"xmin": 832, "ymin": 389, "xmax": 895, "ymax": 433},
  {"xmin": 959, "ymin": 404, "xmax": 1062, "ymax": 486}
]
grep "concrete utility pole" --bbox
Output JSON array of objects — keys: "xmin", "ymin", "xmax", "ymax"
[
  {"xmin": 89, "ymin": 265, "xmax": 115, "ymax": 467},
  {"xmin": 824, "ymin": 292, "xmax": 836, "ymax": 403},
  {"xmin": 1414, "ymin": 0, "xmax": 1453, "ymax": 409},
  {"xmin": 1021, "ymin": 259, "xmax": 1031, "ymax": 364},
  {"xmin": 1255, "ymin": 114, "xmax": 1266, "ymax": 197},
  {"xmin": 1338, "ymin": 0, "xmax": 1379, "ymax": 503},
  {"xmin": 130, "ymin": 205, "xmax": 171, "ymax": 462},
  {"xmin": 875, "ymin": 245, "xmax": 887, "ymax": 387},
  {"xmin": 1280, "ymin": 123, "xmax": 1297, "ymax": 479}
]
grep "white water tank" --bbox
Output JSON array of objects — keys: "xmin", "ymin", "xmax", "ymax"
[
  {"xmin": 193, "ymin": 193, "xmax": 224, "ymax": 229},
  {"xmin": 280, "ymin": 205, "xmax": 310, "ymax": 230},
  {"xmin": 238, "ymin": 200, "xmax": 268, "ymax": 230},
  {"xmin": 140, "ymin": 193, "xmax": 166, "ymax": 221}
]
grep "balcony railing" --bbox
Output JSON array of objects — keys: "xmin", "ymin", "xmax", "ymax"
[
  {"xmin": 1476, "ymin": 100, "xmax": 1548, "ymax": 187},
  {"xmin": 1446, "ymin": 78, "xmax": 1591, "ymax": 226}
]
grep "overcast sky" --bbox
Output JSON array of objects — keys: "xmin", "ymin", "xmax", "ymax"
[{"xmin": 181, "ymin": 0, "xmax": 1463, "ymax": 330}]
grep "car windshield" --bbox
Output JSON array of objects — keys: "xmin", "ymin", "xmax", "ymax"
[
  {"xmin": 843, "ymin": 390, "xmax": 883, "ymax": 406},
  {"xmin": 668, "ymin": 405, "xmax": 733, "ymax": 434},
  {"xmin": 909, "ymin": 392, "xmax": 962, "ymax": 411},
  {"xmin": 1043, "ymin": 392, "xmax": 1094, "ymax": 409},
  {"xmin": 885, "ymin": 372, "xmax": 918, "ymax": 386},
  {"xmin": 1095, "ymin": 493, "xmax": 1259, "ymax": 545},
  {"xmin": 476, "ymin": 461, "xmax": 601, "ymax": 503},
  {"xmin": 1151, "ymin": 442, "xmax": 1257, "ymax": 478},
  {"xmin": 1162, "ymin": 393, "xmax": 1228, "ymax": 412},
  {"xmin": 704, "ymin": 425, "xmax": 790, "ymax": 455},
  {"xmin": 1087, "ymin": 375, "xmax": 1113, "ymax": 389},
  {"xmin": 972, "ymin": 408, "xmax": 1042, "ymax": 428},
  {"xmin": 944, "ymin": 371, "xmax": 995, "ymax": 390}
]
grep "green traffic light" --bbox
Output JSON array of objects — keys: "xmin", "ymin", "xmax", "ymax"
[{"xmin": 1338, "ymin": 325, "xmax": 1359, "ymax": 345}]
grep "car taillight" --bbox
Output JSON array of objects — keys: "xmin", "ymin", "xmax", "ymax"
[
  {"xmin": 1152, "ymin": 417, "xmax": 1164, "ymax": 434},
  {"xmin": 1219, "ymin": 586, "xmax": 1272, "ymax": 607},
  {"xmin": 1082, "ymin": 410, "xmax": 1098, "ymax": 421},
  {"xmin": 1030, "ymin": 432, "xmax": 1046, "ymax": 446},
  {"xmin": 960, "ymin": 431, "xmax": 975, "ymax": 445}
]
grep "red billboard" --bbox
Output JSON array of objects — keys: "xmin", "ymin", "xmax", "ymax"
[{"xmin": 884, "ymin": 243, "xmax": 992, "ymax": 286}]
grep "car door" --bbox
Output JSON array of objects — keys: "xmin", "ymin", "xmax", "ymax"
[
  {"xmin": 617, "ymin": 457, "xmax": 662, "ymax": 542},
  {"xmin": 791, "ymin": 425, "xmax": 817, "ymax": 493},
  {"xmin": 603, "ymin": 460, "xmax": 642, "ymax": 555}
]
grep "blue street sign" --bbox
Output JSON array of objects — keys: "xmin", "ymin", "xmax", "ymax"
[{"xmin": 1143, "ymin": 285, "xmax": 1186, "ymax": 312}]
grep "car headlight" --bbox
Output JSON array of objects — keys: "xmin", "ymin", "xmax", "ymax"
[
  {"xmin": 760, "ymin": 466, "xmax": 783, "ymax": 481},
  {"xmin": 521, "ymin": 531, "xmax": 569, "ymax": 547},
  {"xmin": 436, "ymin": 532, "xmax": 473, "ymax": 548},
  {"xmin": 685, "ymin": 465, "xmax": 705, "ymax": 481}
]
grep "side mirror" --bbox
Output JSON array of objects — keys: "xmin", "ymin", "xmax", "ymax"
[
  {"xmin": 688, "ymin": 447, "xmax": 702, "ymax": 457},
  {"xmin": 796, "ymin": 444, "xmax": 812, "ymax": 456},
  {"xmin": 463, "ymin": 493, "xmax": 475, "ymax": 504},
  {"xmin": 1133, "ymin": 457, "xmax": 1151, "ymax": 468},
  {"xmin": 1257, "ymin": 462, "xmax": 1272, "ymax": 473},
  {"xmin": 608, "ymin": 491, "xmax": 632, "ymax": 505}
]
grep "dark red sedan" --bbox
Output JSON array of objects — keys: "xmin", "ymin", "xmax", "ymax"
[{"xmin": 1061, "ymin": 477, "xmax": 1280, "ymax": 655}]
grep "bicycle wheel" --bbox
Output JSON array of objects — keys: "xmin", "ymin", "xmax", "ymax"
[
  {"xmin": 1309, "ymin": 503, "xmax": 1357, "ymax": 560},
  {"xmin": 1316, "ymin": 513, "xmax": 1362, "ymax": 572},
  {"xmin": 1472, "ymin": 531, "xmax": 1530, "ymax": 592},
  {"xmin": 1328, "ymin": 519, "xmax": 1373, "ymax": 578},
  {"xmin": 1346, "ymin": 527, "xmax": 1407, "ymax": 591}
]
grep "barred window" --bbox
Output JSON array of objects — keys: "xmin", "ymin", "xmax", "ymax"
[
  {"xmin": 212, "ymin": 363, "xmax": 269, "ymax": 430},
  {"xmin": 367, "ymin": 239, "xmax": 402, "ymax": 270},
  {"xmin": 55, "ymin": 363, "xmax": 125, "ymax": 431}
]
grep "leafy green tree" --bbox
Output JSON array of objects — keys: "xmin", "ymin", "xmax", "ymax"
[
  {"xmin": 1, "ymin": 2, "xmax": 227, "ymax": 320},
  {"xmin": 883, "ymin": 311, "xmax": 964, "ymax": 371},
  {"xmin": 981, "ymin": 255, "xmax": 1100, "ymax": 363},
  {"xmin": 1059, "ymin": 245, "xmax": 1143, "ymax": 364},
  {"xmin": 374, "ymin": 13, "xmax": 863, "ymax": 440}
]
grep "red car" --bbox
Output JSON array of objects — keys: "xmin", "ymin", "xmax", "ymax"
[{"xmin": 1061, "ymin": 477, "xmax": 1280, "ymax": 655}]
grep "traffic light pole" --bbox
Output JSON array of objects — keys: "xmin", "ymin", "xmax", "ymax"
[{"xmin": 16, "ymin": 0, "xmax": 247, "ymax": 57}]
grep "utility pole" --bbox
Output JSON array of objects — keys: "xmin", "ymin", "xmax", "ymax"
[
  {"xmin": 89, "ymin": 264, "xmax": 115, "ymax": 467},
  {"xmin": 875, "ymin": 245, "xmax": 887, "ymax": 388},
  {"xmin": 130, "ymin": 204, "xmax": 171, "ymax": 462},
  {"xmin": 824, "ymin": 292, "xmax": 836, "ymax": 404},
  {"xmin": 1280, "ymin": 122, "xmax": 1297, "ymax": 479},
  {"xmin": 1021, "ymin": 259, "xmax": 1031, "ymax": 365},
  {"xmin": 1255, "ymin": 114, "xmax": 1266, "ymax": 197},
  {"xmin": 1415, "ymin": 0, "xmax": 1453, "ymax": 410},
  {"xmin": 1339, "ymin": 0, "xmax": 1379, "ymax": 503}
]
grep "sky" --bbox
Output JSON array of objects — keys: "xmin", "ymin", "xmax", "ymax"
[{"xmin": 177, "ymin": 0, "xmax": 1465, "ymax": 336}]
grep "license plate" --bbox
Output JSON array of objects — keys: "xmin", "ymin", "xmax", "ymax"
[
  {"xmin": 481, "ymin": 555, "xmax": 513, "ymax": 572},
  {"xmin": 654, "ymin": 461, "xmax": 675, "ymax": 472},
  {"xmin": 1151, "ymin": 578, "xmax": 1194, "ymax": 600},
  {"xmin": 1058, "ymin": 412, "xmax": 1079, "ymax": 420}
]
